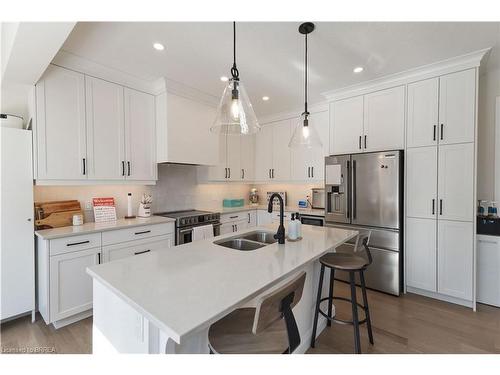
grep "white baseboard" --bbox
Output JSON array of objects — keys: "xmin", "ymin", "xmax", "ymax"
[{"xmin": 406, "ymin": 287, "xmax": 473, "ymax": 308}]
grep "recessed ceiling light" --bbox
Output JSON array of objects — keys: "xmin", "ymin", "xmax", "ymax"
[
  {"xmin": 262, "ymin": 96, "xmax": 270, "ymax": 101},
  {"xmin": 353, "ymin": 66, "xmax": 364, "ymax": 73},
  {"xmin": 220, "ymin": 76, "xmax": 229, "ymax": 82},
  {"xmin": 153, "ymin": 43, "xmax": 165, "ymax": 51}
]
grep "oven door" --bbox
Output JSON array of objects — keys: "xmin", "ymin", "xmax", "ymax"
[{"xmin": 176, "ymin": 223, "xmax": 221, "ymax": 245}]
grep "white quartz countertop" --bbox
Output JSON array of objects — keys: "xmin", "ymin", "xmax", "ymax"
[
  {"xmin": 202, "ymin": 204, "xmax": 325, "ymax": 217},
  {"xmin": 35, "ymin": 216, "xmax": 175, "ymax": 240},
  {"xmin": 87, "ymin": 224, "xmax": 357, "ymax": 344}
]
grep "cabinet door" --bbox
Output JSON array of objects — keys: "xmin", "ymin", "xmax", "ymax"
[
  {"xmin": 257, "ymin": 210, "xmax": 272, "ymax": 225},
  {"xmin": 226, "ymin": 135, "xmax": 241, "ymax": 181},
  {"xmin": 363, "ymin": 86, "xmax": 405, "ymax": 152},
  {"xmin": 124, "ymin": 88, "xmax": 156, "ymax": 181},
  {"xmin": 438, "ymin": 69, "xmax": 476, "ymax": 145},
  {"xmin": 35, "ymin": 65, "xmax": 87, "ymax": 180},
  {"xmin": 220, "ymin": 222, "xmax": 235, "ymax": 235},
  {"xmin": 406, "ymin": 217, "xmax": 437, "ymax": 292},
  {"xmin": 240, "ymin": 134, "xmax": 255, "ymax": 181},
  {"xmin": 330, "ymin": 96, "xmax": 364, "ymax": 155},
  {"xmin": 85, "ymin": 77, "xmax": 125, "ymax": 180},
  {"xmin": 309, "ymin": 110, "xmax": 329, "ymax": 181},
  {"xmin": 234, "ymin": 219, "xmax": 248, "ymax": 233},
  {"xmin": 272, "ymin": 119, "xmax": 291, "ymax": 181},
  {"xmin": 477, "ymin": 235, "xmax": 500, "ymax": 305},
  {"xmin": 290, "ymin": 116, "xmax": 310, "ymax": 181},
  {"xmin": 255, "ymin": 124, "xmax": 273, "ymax": 181},
  {"xmin": 103, "ymin": 235, "xmax": 173, "ymax": 263},
  {"xmin": 247, "ymin": 210, "xmax": 257, "ymax": 227},
  {"xmin": 407, "ymin": 78, "xmax": 439, "ymax": 148},
  {"xmin": 437, "ymin": 143, "xmax": 474, "ymax": 221},
  {"xmin": 49, "ymin": 247, "xmax": 100, "ymax": 322},
  {"xmin": 437, "ymin": 220, "xmax": 473, "ymax": 300},
  {"xmin": 406, "ymin": 146, "xmax": 438, "ymax": 219},
  {"xmin": 208, "ymin": 133, "xmax": 228, "ymax": 181}
]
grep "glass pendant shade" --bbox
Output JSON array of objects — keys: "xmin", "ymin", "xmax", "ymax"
[
  {"xmin": 288, "ymin": 112, "xmax": 322, "ymax": 149},
  {"xmin": 211, "ymin": 78, "xmax": 261, "ymax": 135}
]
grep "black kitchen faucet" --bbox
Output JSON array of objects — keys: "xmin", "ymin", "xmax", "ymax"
[{"xmin": 268, "ymin": 193, "xmax": 285, "ymax": 244}]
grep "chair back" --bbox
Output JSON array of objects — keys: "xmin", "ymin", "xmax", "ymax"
[
  {"xmin": 353, "ymin": 231, "xmax": 373, "ymax": 266},
  {"xmin": 252, "ymin": 271, "xmax": 306, "ymax": 335}
]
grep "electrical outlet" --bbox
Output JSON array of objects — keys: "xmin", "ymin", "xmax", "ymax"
[{"xmin": 85, "ymin": 201, "xmax": 92, "ymax": 210}]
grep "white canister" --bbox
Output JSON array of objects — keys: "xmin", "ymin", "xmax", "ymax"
[{"xmin": 72, "ymin": 214, "xmax": 83, "ymax": 226}]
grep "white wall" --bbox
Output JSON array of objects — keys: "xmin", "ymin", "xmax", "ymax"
[{"xmin": 478, "ymin": 25, "xmax": 500, "ymax": 201}]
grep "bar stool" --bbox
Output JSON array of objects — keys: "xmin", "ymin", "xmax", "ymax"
[
  {"xmin": 310, "ymin": 233, "xmax": 374, "ymax": 354},
  {"xmin": 208, "ymin": 272, "xmax": 306, "ymax": 354}
]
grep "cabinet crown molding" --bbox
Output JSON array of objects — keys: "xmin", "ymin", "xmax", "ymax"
[{"xmin": 322, "ymin": 48, "xmax": 490, "ymax": 101}]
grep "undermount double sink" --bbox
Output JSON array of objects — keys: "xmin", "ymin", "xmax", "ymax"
[{"xmin": 214, "ymin": 230, "xmax": 277, "ymax": 251}]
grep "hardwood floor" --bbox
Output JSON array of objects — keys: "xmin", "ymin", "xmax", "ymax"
[{"xmin": 1, "ymin": 283, "xmax": 499, "ymax": 354}]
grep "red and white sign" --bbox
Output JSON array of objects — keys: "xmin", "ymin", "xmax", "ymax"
[{"xmin": 93, "ymin": 197, "xmax": 117, "ymax": 223}]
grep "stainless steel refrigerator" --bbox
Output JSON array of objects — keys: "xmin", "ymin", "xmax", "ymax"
[{"xmin": 324, "ymin": 150, "xmax": 403, "ymax": 295}]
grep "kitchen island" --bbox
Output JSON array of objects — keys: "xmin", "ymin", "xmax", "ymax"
[{"xmin": 86, "ymin": 224, "xmax": 358, "ymax": 353}]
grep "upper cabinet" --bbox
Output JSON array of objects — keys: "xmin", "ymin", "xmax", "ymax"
[
  {"xmin": 35, "ymin": 65, "xmax": 157, "ymax": 184},
  {"xmin": 407, "ymin": 69, "xmax": 476, "ymax": 148},
  {"xmin": 329, "ymin": 86, "xmax": 405, "ymax": 155},
  {"xmin": 156, "ymin": 92, "xmax": 218, "ymax": 166},
  {"xmin": 35, "ymin": 65, "xmax": 87, "ymax": 180},
  {"xmin": 255, "ymin": 124, "xmax": 274, "ymax": 181}
]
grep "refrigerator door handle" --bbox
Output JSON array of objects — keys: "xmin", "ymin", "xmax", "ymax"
[
  {"xmin": 346, "ymin": 160, "xmax": 350, "ymax": 219},
  {"xmin": 352, "ymin": 159, "xmax": 357, "ymax": 220}
]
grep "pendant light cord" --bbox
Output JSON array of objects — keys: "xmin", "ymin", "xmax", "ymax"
[
  {"xmin": 231, "ymin": 21, "xmax": 239, "ymax": 80},
  {"xmin": 304, "ymin": 33, "xmax": 308, "ymax": 115}
]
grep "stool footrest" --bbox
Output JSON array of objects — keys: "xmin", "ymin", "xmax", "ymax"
[{"xmin": 318, "ymin": 296, "xmax": 368, "ymax": 326}]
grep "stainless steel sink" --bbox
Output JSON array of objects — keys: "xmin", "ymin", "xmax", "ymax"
[
  {"xmin": 240, "ymin": 231, "xmax": 277, "ymax": 244},
  {"xmin": 214, "ymin": 231, "xmax": 277, "ymax": 251}
]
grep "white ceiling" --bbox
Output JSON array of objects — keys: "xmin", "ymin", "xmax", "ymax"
[{"xmin": 61, "ymin": 22, "xmax": 500, "ymax": 116}]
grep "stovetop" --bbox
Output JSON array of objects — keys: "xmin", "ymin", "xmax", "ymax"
[{"xmin": 155, "ymin": 209, "xmax": 220, "ymax": 227}]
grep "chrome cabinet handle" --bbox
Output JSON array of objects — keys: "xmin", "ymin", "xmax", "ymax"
[{"xmin": 134, "ymin": 249, "xmax": 151, "ymax": 255}]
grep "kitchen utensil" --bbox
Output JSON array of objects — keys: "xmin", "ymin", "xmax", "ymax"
[{"xmin": 34, "ymin": 200, "xmax": 83, "ymax": 229}]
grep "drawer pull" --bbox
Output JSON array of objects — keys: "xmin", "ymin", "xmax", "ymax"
[
  {"xmin": 134, "ymin": 249, "xmax": 151, "ymax": 255},
  {"xmin": 230, "ymin": 216, "xmax": 239, "ymax": 219},
  {"xmin": 66, "ymin": 240, "xmax": 90, "ymax": 247},
  {"xmin": 134, "ymin": 230, "xmax": 151, "ymax": 235}
]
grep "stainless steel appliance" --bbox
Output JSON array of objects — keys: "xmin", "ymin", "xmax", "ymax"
[
  {"xmin": 155, "ymin": 210, "xmax": 221, "ymax": 245},
  {"xmin": 324, "ymin": 150, "xmax": 403, "ymax": 295},
  {"xmin": 299, "ymin": 214, "xmax": 324, "ymax": 226},
  {"xmin": 311, "ymin": 188, "xmax": 325, "ymax": 209}
]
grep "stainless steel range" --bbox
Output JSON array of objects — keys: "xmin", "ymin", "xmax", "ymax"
[{"xmin": 155, "ymin": 210, "xmax": 221, "ymax": 245}]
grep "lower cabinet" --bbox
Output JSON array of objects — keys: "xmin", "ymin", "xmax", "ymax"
[
  {"xmin": 257, "ymin": 210, "xmax": 272, "ymax": 225},
  {"xmin": 102, "ymin": 234, "xmax": 173, "ymax": 262},
  {"xmin": 49, "ymin": 247, "xmax": 101, "ymax": 323},
  {"xmin": 219, "ymin": 210, "xmax": 257, "ymax": 235}
]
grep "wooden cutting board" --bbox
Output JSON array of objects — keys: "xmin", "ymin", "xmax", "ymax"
[{"xmin": 34, "ymin": 200, "xmax": 83, "ymax": 230}]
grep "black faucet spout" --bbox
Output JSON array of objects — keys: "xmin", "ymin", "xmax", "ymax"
[{"xmin": 268, "ymin": 193, "xmax": 286, "ymax": 244}]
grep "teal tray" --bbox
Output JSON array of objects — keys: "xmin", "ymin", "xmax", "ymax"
[{"xmin": 223, "ymin": 199, "xmax": 245, "ymax": 208}]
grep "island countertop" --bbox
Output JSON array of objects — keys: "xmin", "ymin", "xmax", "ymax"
[{"xmin": 87, "ymin": 224, "xmax": 357, "ymax": 344}]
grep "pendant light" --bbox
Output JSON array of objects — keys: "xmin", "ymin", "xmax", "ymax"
[
  {"xmin": 211, "ymin": 22, "xmax": 260, "ymax": 135},
  {"xmin": 289, "ymin": 22, "xmax": 322, "ymax": 149}
]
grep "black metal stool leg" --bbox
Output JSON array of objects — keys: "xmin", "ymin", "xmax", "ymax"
[
  {"xmin": 349, "ymin": 271, "xmax": 361, "ymax": 354},
  {"xmin": 327, "ymin": 268, "xmax": 335, "ymax": 327},
  {"xmin": 310, "ymin": 264, "xmax": 325, "ymax": 348},
  {"xmin": 360, "ymin": 270, "xmax": 374, "ymax": 345}
]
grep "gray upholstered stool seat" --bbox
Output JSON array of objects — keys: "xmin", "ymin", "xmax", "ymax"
[{"xmin": 208, "ymin": 308, "xmax": 288, "ymax": 354}]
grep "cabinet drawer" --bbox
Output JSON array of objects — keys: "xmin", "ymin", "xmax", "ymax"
[
  {"xmin": 102, "ymin": 234, "xmax": 173, "ymax": 263},
  {"xmin": 220, "ymin": 212, "xmax": 247, "ymax": 223},
  {"xmin": 102, "ymin": 223, "xmax": 174, "ymax": 246},
  {"xmin": 50, "ymin": 233, "xmax": 101, "ymax": 256}
]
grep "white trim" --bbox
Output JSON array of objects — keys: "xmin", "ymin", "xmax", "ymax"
[
  {"xmin": 322, "ymin": 48, "xmax": 490, "ymax": 101},
  {"xmin": 259, "ymin": 101, "xmax": 329, "ymax": 125},
  {"xmin": 406, "ymin": 286, "xmax": 474, "ymax": 308},
  {"xmin": 35, "ymin": 179, "xmax": 157, "ymax": 186},
  {"xmin": 495, "ymin": 97, "xmax": 500, "ymax": 202}
]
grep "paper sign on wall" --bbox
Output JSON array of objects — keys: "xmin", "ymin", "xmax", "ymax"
[{"xmin": 93, "ymin": 197, "xmax": 117, "ymax": 223}]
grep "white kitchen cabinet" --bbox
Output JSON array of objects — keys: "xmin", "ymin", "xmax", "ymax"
[
  {"xmin": 477, "ymin": 235, "xmax": 500, "ymax": 307},
  {"xmin": 220, "ymin": 222, "xmax": 235, "ymax": 235},
  {"xmin": 271, "ymin": 119, "xmax": 291, "ymax": 181},
  {"xmin": 257, "ymin": 210, "xmax": 272, "ymax": 225},
  {"xmin": 407, "ymin": 78, "xmax": 439, "ymax": 148},
  {"xmin": 406, "ymin": 146, "xmax": 438, "ymax": 219},
  {"xmin": 240, "ymin": 135, "xmax": 255, "ymax": 181},
  {"xmin": 124, "ymin": 88, "xmax": 156, "ymax": 181},
  {"xmin": 157, "ymin": 92, "xmax": 218, "ymax": 166},
  {"xmin": 207, "ymin": 133, "xmax": 228, "ymax": 181},
  {"xmin": 85, "ymin": 77, "xmax": 125, "ymax": 180},
  {"xmin": 438, "ymin": 143, "xmax": 474, "ymax": 221},
  {"xmin": 437, "ymin": 220, "xmax": 473, "ymax": 300},
  {"xmin": 226, "ymin": 135, "xmax": 241, "ymax": 181},
  {"xmin": 255, "ymin": 124, "xmax": 274, "ymax": 181},
  {"xmin": 406, "ymin": 217, "xmax": 437, "ymax": 292},
  {"xmin": 247, "ymin": 210, "xmax": 257, "ymax": 227},
  {"xmin": 363, "ymin": 86, "xmax": 405, "ymax": 152},
  {"xmin": 438, "ymin": 69, "xmax": 476, "ymax": 145},
  {"xmin": 330, "ymin": 95, "xmax": 364, "ymax": 155},
  {"xmin": 35, "ymin": 65, "xmax": 87, "ymax": 180},
  {"xmin": 49, "ymin": 247, "xmax": 101, "ymax": 323},
  {"xmin": 102, "ymin": 235, "xmax": 173, "ymax": 262}
]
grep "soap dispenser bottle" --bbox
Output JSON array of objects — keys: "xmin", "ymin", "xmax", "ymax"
[
  {"xmin": 288, "ymin": 213, "xmax": 298, "ymax": 240},
  {"xmin": 295, "ymin": 212, "xmax": 302, "ymax": 238}
]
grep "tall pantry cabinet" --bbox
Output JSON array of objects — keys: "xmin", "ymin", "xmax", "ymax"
[{"xmin": 405, "ymin": 68, "xmax": 476, "ymax": 305}]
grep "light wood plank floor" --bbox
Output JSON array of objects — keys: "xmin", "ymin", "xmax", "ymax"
[{"xmin": 1, "ymin": 283, "xmax": 499, "ymax": 354}]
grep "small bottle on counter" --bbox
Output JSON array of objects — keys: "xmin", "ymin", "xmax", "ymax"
[
  {"xmin": 295, "ymin": 212, "xmax": 302, "ymax": 238},
  {"xmin": 288, "ymin": 213, "xmax": 298, "ymax": 240}
]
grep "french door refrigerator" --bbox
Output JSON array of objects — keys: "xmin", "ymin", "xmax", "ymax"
[{"xmin": 324, "ymin": 150, "xmax": 403, "ymax": 295}]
